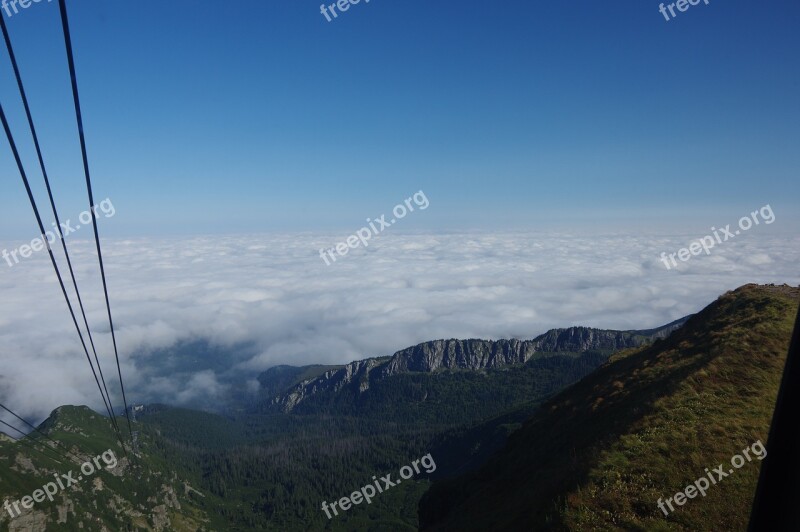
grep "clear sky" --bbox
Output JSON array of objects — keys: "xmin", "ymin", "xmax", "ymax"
[
  {"xmin": 0, "ymin": 0, "xmax": 798, "ymax": 237},
  {"xmin": 1, "ymin": 0, "xmax": 800, "ymax": 421}
]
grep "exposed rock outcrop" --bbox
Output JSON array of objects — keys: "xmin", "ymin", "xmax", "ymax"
[{"xmin": 267, "ymin": 317, "xmax": 689, "ymax": 412}]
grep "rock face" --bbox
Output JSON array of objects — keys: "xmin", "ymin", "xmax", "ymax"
[
  {"xmin": 382, "ymin": 328, "xmax": 656, "ymax": 374},
  {"xmin": 532, "ymin": 327, "xmax": 647, "ymax": 353},
  {"xmin": 266, "ymin": 317, "xmax": 689, "ymax": 413},
  {"xmin": 271, "ymin": 358, "xmax": 383, "ymax": 411},
  {"xmin": 383, "ymin": 339, "xmax": 535, "ymax": 373}
]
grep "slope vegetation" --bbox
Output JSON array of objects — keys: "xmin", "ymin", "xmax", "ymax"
[{"xmin": 420, "ymin": 284, "xmax": 799, "ymax": 531}]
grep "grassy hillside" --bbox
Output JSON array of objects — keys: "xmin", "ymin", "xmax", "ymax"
[
  {"xmin": 0, "ymin": 406, "xmax": 211, "ymax": 531},
  {"xmin": 420, "ymin": 284, "xmax": 799, "ymax": 531}
]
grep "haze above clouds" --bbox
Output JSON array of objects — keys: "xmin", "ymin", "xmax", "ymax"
[{"xmin": 1, "ymin": 230, "xmax": 798, "ymax": 423}]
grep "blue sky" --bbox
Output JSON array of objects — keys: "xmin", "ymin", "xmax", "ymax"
[
  {"xmin": 0, "ymin": 0, "xmax": 798, "ymax": 237},
  {"xmin": 1, "ymin": 0, "xmax": 800, "ymax": 420}
]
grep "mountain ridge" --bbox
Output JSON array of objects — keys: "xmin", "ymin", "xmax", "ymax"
[
  {"xmin": 419, "ymin": 283, "xmax": 800, "ymax": 531},
  {"xmin": 264, "ymin": 318, "xmax": 690, "ymax": 413}
]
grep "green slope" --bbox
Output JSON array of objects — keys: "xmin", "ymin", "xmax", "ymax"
[
  {"xmin": 0, "ymin": 406, "xmax": 212, "ymax": 531},
  {"xmin": 419, "ymin": 284, "xmax": 799, "ymax": 531}
]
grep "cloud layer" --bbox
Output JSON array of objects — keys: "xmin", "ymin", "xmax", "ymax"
[{"xmin": 1, "ymin": 229, "xmax": 798, "ymax": 424}]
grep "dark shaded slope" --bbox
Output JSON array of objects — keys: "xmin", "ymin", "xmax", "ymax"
[{"xmin": 420, "ymin": 284, "xmax": 799, "ymax": 531}]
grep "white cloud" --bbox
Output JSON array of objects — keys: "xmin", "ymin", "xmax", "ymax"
[{"xmin": 1, "ymin": 230, "xmax": 798, "ymax": 424}]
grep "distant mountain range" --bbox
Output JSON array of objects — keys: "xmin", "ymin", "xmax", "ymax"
[{"xmin": 262, "ymin": 317, "xmax": 689, "ymax": 413}]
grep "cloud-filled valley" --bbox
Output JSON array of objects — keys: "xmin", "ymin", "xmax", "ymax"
[{"xmin": 1, "ymin": 230, "xmax": 798, "ymax": 422}]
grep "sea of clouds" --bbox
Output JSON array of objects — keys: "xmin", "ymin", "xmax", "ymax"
[{"xmin": 1, "ymin": 230, "xmax": 798, "ymax": 423}]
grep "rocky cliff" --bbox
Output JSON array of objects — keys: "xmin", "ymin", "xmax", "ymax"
[{"xmin": 267, "ymin": 317, "xmax": 689, "ymax": 413}]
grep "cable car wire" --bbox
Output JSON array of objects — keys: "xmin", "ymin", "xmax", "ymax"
[
  {"xmin": 58, "ymin": 0, "xmax": 134, "ymax": 441},
  {"xmin": 0, "ymin": 403, "xmax": 87, "ymax": 464},
  {"xmin": 0, "ymin": 11, "xmax": 121, "ymax": 438},
  {"xmin": 0, "ymin": 100, "xmax": 128, "ymax": 459}
]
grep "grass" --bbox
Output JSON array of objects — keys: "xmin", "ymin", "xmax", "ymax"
[{"xmin": 420, "ymin": 284, "xmax": 799, "ymax": 531}]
